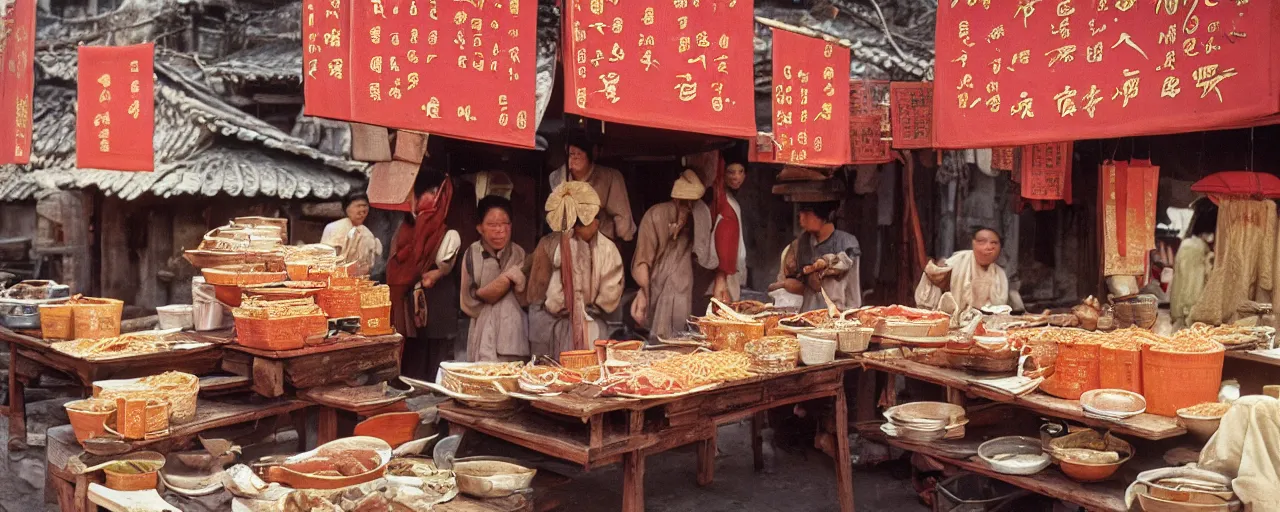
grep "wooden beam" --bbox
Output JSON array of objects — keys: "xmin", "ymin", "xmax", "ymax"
[{"xmin": 251, "ymin": 93, "xmax": 305, "ymax": 105}]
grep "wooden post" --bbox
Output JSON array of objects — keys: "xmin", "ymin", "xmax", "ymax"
[
  {"xmin": 317, "ymin": 407, "xmax": 339, "ymax": 446},
  {"xmin": 834, "ymin": 384, "xmax": 856, "ymax": 512},
  {"xmin": 588, "ymin": 414, "xmax": 604, "ymax": 449},
  {"xmin": 559, "ymin": 232, "xmax": 587, "ymax": 351},
  {"xmin": 252, "ymin": 358, "xmax": 285, "ymax": 398},
  {"xmin": 621, "ymin": 451, "xmax": 646, "ymax": 512},
  {"xmin": 750, "ymin": 411, "xmax": 766, "ymax": 471},
  {"xmin": 8, "ymin": 349, "xmax": 25, "ymax": 452},
  {"xmin": 855, "ymin": 368, "xmax": 878, "ymax": 423},
  {"xmin": 696, "ymin": 430, "xmax": 717, "ymax": 487}
]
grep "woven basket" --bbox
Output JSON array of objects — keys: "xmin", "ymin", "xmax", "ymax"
[
  {"xmin": 559, "ymin": 350, "xmax": 598, "ymax": 370},
  {"xmin": 745, "ymin": 337, "xmax": 800, "ymax": 374},
  {"xmin": 317, "ymin": 285, "xmax": 362, "ymax": 318},
  {"xmin": 73, "ymin": 298, "xmax": 124, "ymax": 340},
  {"xmin": 837, "ymin": 327, "xmax": 875, "ymax": 354},
  {"xmin": 440, "ymin": 363, "xmax": 520, "ymax": 399},
  {"xmin": 39, "ymin": 303, "xmax": 75, "ymax": 340},
  {"xmin": 797, "ymin": 334, "xmax": 836, "ymax": 365},
  {"xmin": 698, "ymin": 319, "xmax": 765, "ymax": 352},
  {"xmin": 96, "ymin": 373, "xmax": 199, "ymax": 425}
]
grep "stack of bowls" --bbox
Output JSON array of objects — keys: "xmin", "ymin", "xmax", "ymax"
[{"xmin": 880, "ymin": 402, "xmax": 968, "ymax": 442}]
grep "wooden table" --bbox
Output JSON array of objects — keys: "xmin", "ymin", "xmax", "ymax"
[
  {"xmin": 46, "ymin": 397, "xmax": 311, "ymax": 512},
  {"xmin": 299, "ymin": 383, "xmax": 410, "ymax": 445},
  {"xmin": 220, "ymin": 333, "xmax": 404, "ymax": 398},
  {"xmin": 0, "ymin": 326, "xmax": 227, "ymax": 451},
  {"xmin": 861, "ymin": 356, "xmax": 1186, "ymax": 440},
  {"xmin": 439, "ymin": 359, "xmax": 861, "ymax": 512}
]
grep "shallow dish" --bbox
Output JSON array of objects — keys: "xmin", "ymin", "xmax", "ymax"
[{"xmin": 978, "ymin": 436, "xmax": 1050, "ymax": 475}]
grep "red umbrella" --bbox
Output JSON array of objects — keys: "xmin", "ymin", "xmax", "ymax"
[{"xmin": 1191, "ymin": 171, "xmax": 1280, "ymax": 199}]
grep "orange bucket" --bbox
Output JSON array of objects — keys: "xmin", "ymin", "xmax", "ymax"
[{"xmin": 1142, "ymin": 346, "xmax": 1224, "ymax": 417}]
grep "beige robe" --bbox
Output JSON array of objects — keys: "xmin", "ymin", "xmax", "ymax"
[
  {"xmin": 634, "ymin": 202, "xmax": 694, "ymax": 338},
  {"xmin": 915, "ymin": 250, "xmax": 1009, "ymax": 323},
  {"xmin": 1170, "ymin": 236, "xmax": 1213, "ymax": 328},
  {"xmin": 1197, "ymin": 396, "xmax": 1280, "ymax": 512},
  {"xmin": 549, "ymin": 164, "xmax": 636, "ymax": 242},
  {"xmin": 459, "ymin": 242, "xmax": 529, "ymax": 361},
  {"xmin": 529, "ymin": 234, "xmax": 625, "ymax": 356}
]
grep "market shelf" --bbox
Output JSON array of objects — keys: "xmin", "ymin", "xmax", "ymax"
[{"xmin": 860, "ymin": 357, "xmax": 1186, "ymax": 440}]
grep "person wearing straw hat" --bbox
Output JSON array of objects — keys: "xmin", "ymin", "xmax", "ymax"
[
  {"xmin": 528, "ymin": 182, "xmax": 626, "ymax": 357},
  {"xmin": 632, "ymin": 170, "xmax": 707, "ymax": 338},
  {"xmin": 459, "ymin": 195, "xmax": 529, "ymax": 362}
]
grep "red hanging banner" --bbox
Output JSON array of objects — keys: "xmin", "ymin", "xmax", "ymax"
[
  {"xmin": 0, "ymin": 0, "xmax": 36, "ymax": 164},
  {"xmin": 850, "ymin": 79, "xmax": 891, "ymax": 144},
  {"xmin": 849, "ymin": 114, "xmax": 890, "ymax": 165},
  {"xmin": 348, "ymin": 0, "xmax": 538, "ymax": 148},
  {"xmin": 769, "ymin": 28, "xmax": 850, "ymax": 167},
  {"xmin": 563, "ymin": 0, "xmax": 755, "ymax": 138},
  {"xmin": 1020, "ymin": 141, "xmax": 1072, "ymax": 200},
  {"xmin": 1102, "ymin": 160, "xmax": 1159, "ymax": 276},
  {"xmin": 991, "ymin": 147, "xmax": 1015, "ymax": 171},
  {"xmin": 889, "ymin": 81, "xmax": 933, "ymax": 149},
  {"xmin": 301, "ymin": 0, "xmax": 352, "ymax": 121},
  {"xmin": 76, "ymin": 44, "xmax": 155, "ymax": 172},
  {"xmin": 934, "ymin": 1, "xmax": 1280, "ymax": 148}
]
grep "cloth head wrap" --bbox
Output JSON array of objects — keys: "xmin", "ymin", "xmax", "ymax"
[
  {"xmin": 670, "ymin": 169, "xmax": 706, "ymax": 200},
  {"xmin": 545, "ymin": 181, "xmax": 602, "ymax": 232}
]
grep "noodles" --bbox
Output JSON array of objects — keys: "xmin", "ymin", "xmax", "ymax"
[{"xmin": 651, "ymin": 351, "xmax": 753, "ymax": 388}]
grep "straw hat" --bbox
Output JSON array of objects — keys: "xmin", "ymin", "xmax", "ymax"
[
  {"xmin": 670, "ymin": 170, "xmax": 706, "ymax": 200},
  {"xmin": 545, "ymin": 181, "xmax": 601, "ymax": 232}
]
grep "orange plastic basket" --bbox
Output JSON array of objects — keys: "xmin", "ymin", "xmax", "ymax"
[
  {"xmin": 39, "ymin": 303, "xmax": 75, "ymax": 340},
  {"xmin": 360, "ymin": 305, "xmax": 394, "ymax": 336},
  {"xmin": 1039, "ymin": 341, "xmax": 1101, "ymax": 400},
  {"xmin": 234, "ymin": 314, "xmax": 328, "ymax": 351},
  {"xmin": 316, "ymin": 286, "xmax": 361, "ymax": 318},
  {"xmin": 1099, "ymin": 344, "xmax": 1143, "ymax": 394},
  {"xmin": 1142, "ymin": 345, "xmax": 1224, "ymax": 417},
  {"xmin": 73, "ymin": 298, "xmax": 124, "ymax": 340}
]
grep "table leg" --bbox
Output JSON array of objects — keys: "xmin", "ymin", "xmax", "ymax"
[
  {"xmin": 292, "ymin": 409, "xmax": 311, "ymax": 451},
  {"xmin": 589, "ymin": 413, "xmax": 604, "ymax": 449},
  {"xmin": 696, "ymin": 430, "xmax": 717, "ymax": 487},
  {"xmin": 74, "ymin": 474, "xmax": 91, "ymax": 512},
  {"xmin": 317, "ymin": 407, "xmax": 339, "ymax": 445},
  {"xmin": 855, "ymin": 369, "xmax": 878, "ymax": 423},
  {"xmin": 750, "ymin": 411, "xmax": 765, "ymax": 472},
  {"xmin": 8, "ymin": 350, "xmax": 26, "ymax": 452},
  {"xmin": 833, "ymin": 386, "xmax": 855, "ymax": 512},
  {"xmin": 622, "ymin": 450, "xmax": 645, "ymax": 512}
]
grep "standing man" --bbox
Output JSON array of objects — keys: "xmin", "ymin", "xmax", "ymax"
[
  {"xmin": 632, "ymin": 170, "xmax": 706, "ymax": 338},
  {"xmin": 549, "ymin": 133, "xmax": 636, "ymax": 242},
  {"xmin": 774, "ymin": 202, "xmax": 863, "ymax": 312},
  {"xmin": 529, "ymin": 182, "xmax": 626, "ymax": 356},
  {"xmin": 386, "ymin": 166, "xmax": 461, "ymax": 380}
]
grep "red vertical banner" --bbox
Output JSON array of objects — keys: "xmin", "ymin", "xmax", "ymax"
[
  {"xmin": 1020, "ymin": 141, "xmax": 1072, "ymax": 200},
  {"xmin": 302, "ymin": 0, "xmax": 352, "ymax": 120},
  {"xmin": 889, "ymin": 81, "xmax": 933, "ymax": 149},
  {"xmin": 850, "ymin": 79, "xmax": 891, "ymax": 146},
  {"xmin": 0, "ymin": 0, "xmax": 36, "ymax": 164},
  {"xmin": 849, "ymin": 114, "xmax": 890, "ymax": 164},
  {"xmin": 76, "ymin": 44, "xmax": 156, "ymax": 172},
  {"xmin": 770, "ymin": 29, "xmax": 850, "ymax": 167},
  {"xmin": 563, "ymin": 0, "xmax": 756, "ymax": 138},
  {"xmin": 991, "ymin": 147, "xmax": 1015, "ymax": 171},
  {"xmin": 347, "ymin": 0, "xmax": 538, "ymax": 148},
  {"xmin": 1101, "ymin": 160, "xmax": 1159, "ymax": 276}
]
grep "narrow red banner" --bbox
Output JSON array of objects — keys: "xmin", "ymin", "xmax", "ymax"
[
  {"xmin": 935, "ymin": 1, "xmax": 1280, "ymax": 148},
  {"xmin": 0, "ymin": 0, "xmax": 36, "ymax": 164},
  {"xmin": 1020, "ymin": 141, "xmax": 1072, "ymax": 200},
  {"xmin": 849, "ymin": 114, "xmax": 890, "ymax": 165},
  {"xmin": 302, "ymin": 0, "xmax": 352, "ymax": 121},
  {"xmin": 889, "ymin": 81, "xmax": 933, "ymax": 149},
  {"xmin": 563, "ymin": 0, "xmax": 756, "ymax": 138},
  {"xmin": 769, "ymin": 28, "xmax": 850, "ymax": 167},
  {"xmin": 991, "ymin": 147, "xmax": 1015, "ymax": 171},
  {"xmin": 76, "ymin": 44, "xmax": 155, "ymax": 172}
]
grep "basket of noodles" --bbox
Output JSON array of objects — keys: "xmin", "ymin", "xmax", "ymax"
[
  {"xmin": 1142, "ymin": 332, "xmax": 1224, "ymax": 417},
  {"xmin": 96, "ymin": 371, "xmax": 200, "ymax": 425},
  {"xmin": 440, "ymin": 361, "xmax": 524, "ymax": 399},
  {"xmin": 233, "ymin": 297, "xmax": 329, "ymax": 351},
  {"xmin": 358, "ymin": 284, "xmax": 394, "ymax": 335},
  {"xmin": 317, "ymin": 283, "xmax": 362, "ymax": 319},
  {"xmin": 518, "ymin": 363, "xmax": 584, "ymax": 395},
  {"xmin": 696, "ymin": 299, "xmax": 765, "ymax": 352},
  {"xmin": 744, "ymin": 336, "xmax": 800, "ymax": 374}
]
